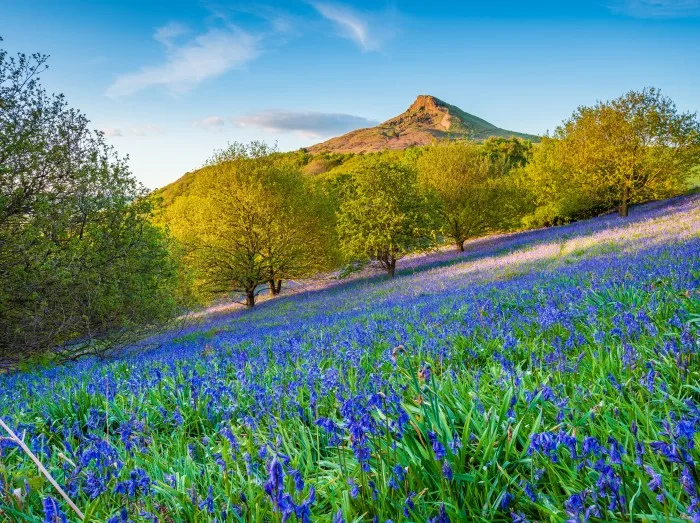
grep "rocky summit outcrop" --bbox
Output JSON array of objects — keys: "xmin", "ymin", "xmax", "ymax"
[{"xmin": 307, "ymin": 95, "xmax": 539, "ymax": 154}]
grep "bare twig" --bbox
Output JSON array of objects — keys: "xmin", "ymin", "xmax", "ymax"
[{"xmin": 0, "ymin": 416, "xmax": 84, "ymax": 520}]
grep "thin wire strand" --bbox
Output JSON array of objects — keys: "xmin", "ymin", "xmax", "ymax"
[{"xmin": 0, "ymin": 417, "xmax": 85, "ymax": 520}]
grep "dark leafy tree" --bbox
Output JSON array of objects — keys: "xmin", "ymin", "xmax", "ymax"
[
  {"xmin": 482, "ymin": 136, "xmax": 533, "ymax": 169},
  {"xmin": 0, "ymin": 39, "xmax": 182, "ymax": 364}
]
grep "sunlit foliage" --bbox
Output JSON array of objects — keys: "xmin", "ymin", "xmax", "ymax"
[
  {"xmin": 417, "ymin": 141, "xmax": 517, "ymax": 251},
  {"xmin": 523, "ymin": 88, "xmax": 700, "ymax": 225},
  {"xmin": 165, "ymin": 143, "xmax": 336, "ymax": 306},
  {"xmin": 336, "ymin": 158, "xmax": 437, "ymax": 277}
]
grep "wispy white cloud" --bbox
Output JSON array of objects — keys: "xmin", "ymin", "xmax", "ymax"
[
  {"xmin": 130, "ymin": 124, "xmax": 163, "ymax": 136},
  {"xmin": 311, "ymin": 2, "xmax": 394, "ymax": 51},
  {"xmin": 102, "ymin": 127, "xmax": 123, "ymax": 138},
  {"xmin": 233, "ymin": 110, "xmax": 377, "ymax": 137},
  {"xmin": 609, "ymin": 0, "xmax": 700, "ymax": 18},
  {"xmin": 100, "ymin": 125, "xmax": 163, "ymax": 137},
  {"xmin": 105, "ymin": 25, "xmax": 259, "ymax": 97},
  {"xmin": 224, "ymin": 4, "xmax": 301, "ymax": 36},
  {"xmin": 153, "ymin": 22, "xmax": 190, "ymax": 48},
  {"xmin": 195, "ymin": 116, "xmax": 227, "ymax": 131}
]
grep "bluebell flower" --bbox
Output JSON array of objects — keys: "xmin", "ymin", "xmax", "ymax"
[
  {"xmin": 501, "ymin": 491, "xmax": 514, "ymax": 510},
  {"xmin": 347, "ymin": 477, "xmax": 360, "ymax": 498},
  {"xmin": 681, "ymin": 466, "xmax": 698, "ymax": 499},
  {"xmin": 429, "ymin": 503, "xmax": 450, "ymax": 523},
  {"xmin": 213, "ymin": 452, "xmax": 226, "ymax": 471},
  {"xmin": 368, "ymin": 479, "xmax": 378, "ymax": 500},
  {"xmin": 263, "ymin": 456, "xmax": 285, "ymax": 509},
  {"xmin": 510, "ymin": 511, "xmax": 529, "ymax": 523},
  {"xmin": 448, "ymin": 435, "xmax": 462, "ymax": 453},
  {"xmin": 523, "ymin": 482, "xmax": 537, "ymax": 502},
  {"xmin": 582, "ymin": 436, "xmax": 602, "ymax": 457},
  {"xmin": 428, "ymin": 431, "xmax": 446, "ymax": 460},
  {"xmin": 139, "ymin": 511, "xmax": 159, "ymax": 523},
  {"xmin": 114, "ymin": 468, "xmax": 151, "ymax": 497},
  {"xmin": 644, "ymin": 465, "xmax": 664, "ymax": 501},
  {"xmin": 676, "ymin": 419, "xmax": 696, "ymax": 447},
  {"xmin": 564, "ymin": 491, "xmax": 600, "ymax": 522},
  {"xmin": 292, "ymin": 469, "xmax": 305, "ymax": 491},
  {"xmin": 558, "ymin": 432, "xmax": 578, "ymax": 459},
  {"xmin": 606, "ymin": 373, "xmax": 623, "ymax": 393},
  {"xmin": 419, "ymin": 363, "xmax": 432, "ymax": 381},
  {"xmin": 640, "ymin": 362, "xmax": 655, "ymax": 393},
  {"xmin": 220, "ymin": 426, "xmax": 240, "ymax": 453},
  {"xmin": 315, "ymin": 417, "xmax": 342, "ymax": 446},
  {"xmin": 84, "ymin": 470, "xmax": 106, "ymax": 499},
  {"xmin": 403, "ymin": 491, "xmax": 416, "ymax": 517},
  {"xmin": 633, "ymin": 439, "xmax": 644, "ymax": 465},
  {"xmin": 529, "ymin": 432, "xmax": 558, "ymax": 462},
  {"xmin": 649, "ymin": 440, "xmax": 683, "ymax": 463},
  {"xmin": 442, "ymin": 459, "xmax": 453, "ymax": 480},
  {"xmin": 42, "ymin": 496, "xmax": 67, "ymax": 523},
  {"xmin": 107, "ymin": 507, "xmax": 129, "ymax": 523},
  {"xmin": 607, "ymin": 437, "xmax": 623, "ymax": 465},
  {"xmin": 388, "ymin": 464, "xmax": 406, "ymax": 490},
  {"xmin": 296, "ymin": 486, "xmax": 315, "ymax": 521},
  {"xmin": 199, "ymin": 486, "xmax": 215, "ymax": 514}
]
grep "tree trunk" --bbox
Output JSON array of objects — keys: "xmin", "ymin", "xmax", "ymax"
[
  {"xmin": 457, "ymin": 240, "xmax": 465, "ymax": 252},
  {"xmin": 268, "ymin": 279, "xmax": 282, "ymax": 296},
  {"xmin": 387, "ymin": 258, "xmax": 396, "ymax": 278},
  {"xmin": 245, "ymin": 289, "xmax": 256, "ymax": 308},
  {"xmin": 619, "ymin": 185, "xmax": 630, "ymax": 217}
]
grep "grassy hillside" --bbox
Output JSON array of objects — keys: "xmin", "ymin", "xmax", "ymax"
[
  {"xmin": 440, "ymin": 99, "xmax": 539, "ymax": 141},
  {"xmin": 1, "ymin": 195, "xmax": 699, "ymax": 522}
]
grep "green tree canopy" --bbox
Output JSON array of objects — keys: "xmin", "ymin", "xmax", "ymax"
[
  {"xmin": 166, "ymin": 143, "xmax": 335, "ymax": 307},
  {"xmin": 336, "ymin": 158, "xmax": 436, "ymax": 277},
  {"xmin": 525, "ymin": 88, "xmax": 700, "ymax": 224},
  {"xmin": 519, "ymin": 136, "xmax": 601, "ymax": 226},
  {"xmin": 417, "ymin": 141, "xmax": 517, "ymax": 251},
  {"xmin": 482, "ymin": 136, "xmax": 533, "ymax": 169}
]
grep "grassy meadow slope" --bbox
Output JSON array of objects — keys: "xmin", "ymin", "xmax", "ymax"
[{"xmin": 0, "ymin": 195, "xmax": 698, "ymax": 522}]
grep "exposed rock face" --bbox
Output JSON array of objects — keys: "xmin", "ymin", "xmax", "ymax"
[{"xmin": 307, "ymin": 95, "xmax": 539, "ymax": 154}]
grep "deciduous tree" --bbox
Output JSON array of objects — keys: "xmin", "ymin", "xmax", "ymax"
[
  {"xmin": 417, "ymin": 142, "xmax": 513, "ymax": 251},
  {"xmin": 0, "ymin": 40, "xmax": 182, "ymax": 364},
  {"xmin": 482, "ymin": 136, "xmax": 533, "ymax": 169},
  {"xmin": 336, "ymin": 159, "xmax": 435, "ymax": 277},
  {"xmin": 558, "ymin": 88, "xmax": 700, "ymax": 217},
  {"xmin": 167, "ymin": 144, "xmax": 332, "ymax": 307}
]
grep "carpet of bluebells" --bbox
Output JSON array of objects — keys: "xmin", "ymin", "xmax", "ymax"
[{"xmin": 1, "ymin": 195, "xmax": 699, "ymax": 523}]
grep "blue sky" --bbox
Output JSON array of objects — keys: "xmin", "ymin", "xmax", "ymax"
[{"xmin": 3, "ymin": 0, "xmax": 699, "ymax": 188}]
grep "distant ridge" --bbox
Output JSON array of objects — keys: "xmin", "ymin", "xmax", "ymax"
[{"xmin": 307, "ymin": 95, "xmax": 539, "ymax": 154}]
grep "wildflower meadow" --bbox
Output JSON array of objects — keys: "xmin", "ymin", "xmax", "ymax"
[{"xmin": 1, "ymin": 195, "xmax": 699, "ymax": 522}]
